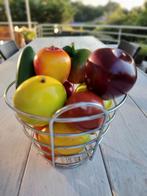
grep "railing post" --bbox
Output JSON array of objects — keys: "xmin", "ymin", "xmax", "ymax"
[
  {"xmin": 4, "ymin": 0, "xmax": 15, "ymax": 40},
  {"xmin": 80, "ymin": 25, "xmax": 83, "ymax": 35},
  {"xmin": 25, "ymin": 0, "xmax": 32, "ymax": 29},
  {"xmin": 36, "ymin": 24, "xmax": 39, "ymax": 37},
  {"xmin": 118, "ymin": 28, "xmax": 122, "ymax": 43},
  {"xmin": 40, "ymin": 24, "xmax": 43, "ymax": 37},
  {"xmin": 36, "ymin": 24, "xmax": 42, "ymax": 37}
]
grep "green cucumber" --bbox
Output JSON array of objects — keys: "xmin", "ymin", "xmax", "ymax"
[{"xmin": 16, "ymin": 46, "xmax": 36, "ymax": 88}]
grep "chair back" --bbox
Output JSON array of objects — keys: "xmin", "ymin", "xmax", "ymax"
[
  {"xmin": 0, "ymin": 40, "xmax": 19, "ymax": 60},
  {"xmin": 118, "ymin": 39, "xmax": 141, "ymax": 59}
]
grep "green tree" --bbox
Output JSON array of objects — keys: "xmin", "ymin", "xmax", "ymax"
[
  {"xmin": 30, "ymin": 0, "xmax": 74, "ymax": 23},
  {"xmin": 104, "ymin": 1, "xmax": 120, "ymax": 16},
  {"xmin": 0, "ymin": 0, "xmax": 7, "ymax": 21},
  {"xmin": 72, "ymin": 2, "xmax": 104, "ymax": 22},
  {"xmin": 125, "ymin": 8, "xmax": 141, "ymax": 25},
  {"xmin": 106, "ymin": 7, "xmax": 128, "ymax": 25},
  {"xmin": 0, "ymin": 0, "xmax": 74, "ymax": 23},
  {"xmin": 10, "ymin": 0, "xmax": 26, "ymax": 21},
  {"xmin": 135, "ymin": 5, "xmax": 147, "ymax": 26}
]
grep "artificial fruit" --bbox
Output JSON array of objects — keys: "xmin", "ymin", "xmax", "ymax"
[
  {"xmin": 64, "ymin": 91, "xmax": 105, "ymax": 131},
  {"xmin": 63, "ymin": 80, "xmax": 74, "ymax": 97},
  {"xmin": 13, "ymin": 75, "xmax": 67, "ymax": 126},
  {"xmin": 63, "ymin": 43, "xmax": 91, "ymax": 83},
  {"xmin": 34, "ymin": 46, "xmax": 71, "ymax": 83},
  {"xmin": 85, "ymin": 48, "xmax": 137, "ymax": 99},
  {"xmin": 36, "ymin": 123, "xmax": 91, "ymax": 156}
]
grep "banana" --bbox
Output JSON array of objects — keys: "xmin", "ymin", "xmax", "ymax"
[{"xmin": 16, "ymin": 46, "xmax": 36, "ymax": 88}]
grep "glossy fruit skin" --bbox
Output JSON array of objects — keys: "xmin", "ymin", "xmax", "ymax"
[
  {"xmin": 16, "ymin": 46, "xmax": 35, "ymax": 88},
  {"xmin": 68, "ymin": 49, "xmax": 91, "ymax": 83},
  {"xmin": 63, "ymin": 80, "xmax": 74, "ymax": 98},
  {"xmin": 36, "ymin": 123, "xmax": 91, "ymax": 156},
  {"xmin": 64, "ymin": 91, "xmax": 104, "ymax": 131},
  {"xmin": 103, "ymin": 100, "xmax": 113, "ymax": 110},
  {"xmin": 34, "ymin": 46, "xmax": 71, "ymax": 83},
  {"xmin": 75, "ymin": 83, "xmax": 87, "ymax": 93},
  {"xmin": 85, "ymin": 48, "xmax": 137, "ymax": 100},
  {"xmin": 13, "ymin": 75, "xmax": 67, "ymax": 126},
  {"xmin": 75, "ymin": 84, "xmax": 113, "ymax": 110}
]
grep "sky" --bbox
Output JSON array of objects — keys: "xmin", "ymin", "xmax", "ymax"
[{"xmin": 72, "ymin": 0, "xmax": 145, "ymax": 10}]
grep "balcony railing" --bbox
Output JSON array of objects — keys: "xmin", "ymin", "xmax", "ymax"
[
  {"xmin": 1, "ymin": 22, "xmax": 147, "ymax": 72},
  {"xmin": 1, "ymin": 22, "xmax": 147, "ymax": 44},
  {"xmin": 35, "ymin": 24, "xmax": 147, "ymax": 45}
]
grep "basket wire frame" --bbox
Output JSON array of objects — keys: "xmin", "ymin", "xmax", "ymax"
[{"xmin": 4, "ymin": 81, "xmax": 127, "ymax": 168}]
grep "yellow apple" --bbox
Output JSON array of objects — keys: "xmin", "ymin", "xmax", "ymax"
[{"xmin": 13, "ymin": 75, "xmax": 67, "ymax": 126}]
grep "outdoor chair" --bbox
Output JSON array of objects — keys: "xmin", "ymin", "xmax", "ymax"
[
  {"xmin": 0, "ymin": 40, "xmax": 19, "ymax": 60},
  {"xmin": 118, "ymin": 39, "xmax": 141, "ymax": 59}
]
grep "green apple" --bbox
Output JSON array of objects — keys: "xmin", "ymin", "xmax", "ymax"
[{"xmin": 13, "ymin": 75, "xmax": 67, "ymax": 126}]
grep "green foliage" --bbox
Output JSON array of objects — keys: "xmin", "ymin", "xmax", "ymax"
[
  {"xmin": 123, "ymin": 8, "xmax": 140, "ymax": 25},
  {"xmin": 10, "ymin": 0, "xmax": 26, "ymax": 21},
  {"xmin": 100, "ymin": 1, "xmax": 147, "ymax": 27},
  {"xmin": 72, "ymin": 2, "xmax": 104, "ymax": 22},
  {"xmin": 0, "ymin": 0, "xmax": 7, "ymax": 21},
  {"xmin": 135, "ymin": 44, "xmax": 147, "ymax": 64},
  {"xmin": 104, "ymin": 1, "xmax": 121, "ymax": 15},
  {"xmin": 0, "ymin": 0, "xmax": 147, "ymax": 26},
  {"xmin": 30, "ymin": 0, "xmax": 74, "ymax": 23},
  {"xmin": 1, "ymin": 0, "xmax": 74, "ymax": 23},
  {"xmin": 106, "ymin": 7, "xmax": 128, "ymax": 25},
  {"xmin": 135, "ymin": 9, "xmax": 147, "ymax": 26}
]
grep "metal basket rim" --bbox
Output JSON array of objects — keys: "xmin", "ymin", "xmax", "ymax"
[
  {"xmin": 3, "ymin": 81, "xmax": 127, "ymax": 168},
  {"xmin": 4, "ymin": 81, "xmax": 127, "ymax": 123}
]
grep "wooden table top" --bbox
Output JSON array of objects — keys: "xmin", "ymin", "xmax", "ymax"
[{"xmin": 0, "ymin": 36, "xmax": 147, "ymax": 196}]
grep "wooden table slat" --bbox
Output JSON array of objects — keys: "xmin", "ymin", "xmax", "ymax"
[
  {"xmin": 1, "ymin": 36, "xmax": 147, "ymax": 196},
  {"xmin": 18, "ymin": 147, "xmax": 112, "ymax": 196},
  {"xmin": 100, "ymin": 97, "xmax": 147, "ymax": 196},
  {"xmin": 0, "ymin": 36, "xmax": 110, "ymax": 196},
  {"xmin": 128, "ymin": 69, "xmax": 147, "ymax": 117},
  {"xmin": 0, "ymin": 99, "xmax": 31, "ymax": 196}
]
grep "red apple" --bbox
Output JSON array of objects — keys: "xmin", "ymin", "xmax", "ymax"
[
  {"xmin": 85, "ymin": 48, "xmax": 137, "ymax": 99},
  {"xmin": 34, "ymin": 46, "xmax": 71, "ymax": 83},
  {"xmin": 63, "ymin": 80, "xmax": 74, "ymax": 97},
  {"xmin": 64, "ymin": 91, "xmax": 105, "ymax": 131}
]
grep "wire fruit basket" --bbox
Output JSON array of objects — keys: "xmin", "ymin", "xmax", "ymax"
[{"xmin": 4, "ymin": 81, "xmax": 127, "ymax": 168}]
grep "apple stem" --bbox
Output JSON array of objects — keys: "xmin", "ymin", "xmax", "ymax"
[
  {"xmin": 40, "ymin": 77, "xmax": 46, "ymax": 83},
  {"xmin": 71, "ymin": 42, "xmax": 75, "ymax": 52},
  {"xmin": 50, "ymin": 45, "xmax": 55, "ymax": 50},
  {"xmin": 50, "ymin": 45, "xmax": 58, "ymax": 51}
]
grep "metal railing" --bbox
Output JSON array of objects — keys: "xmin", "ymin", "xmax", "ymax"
[
  {"xmin": 35, "ymin": 24, "xmax": 147, "ymax": 44},
  {"xmin": 1, "ymin": 22, "xmax": 147, "ymax": 44},
  {"xmin": 0, "ymin": 21, "xmax": 37, "ymax": 27}
]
